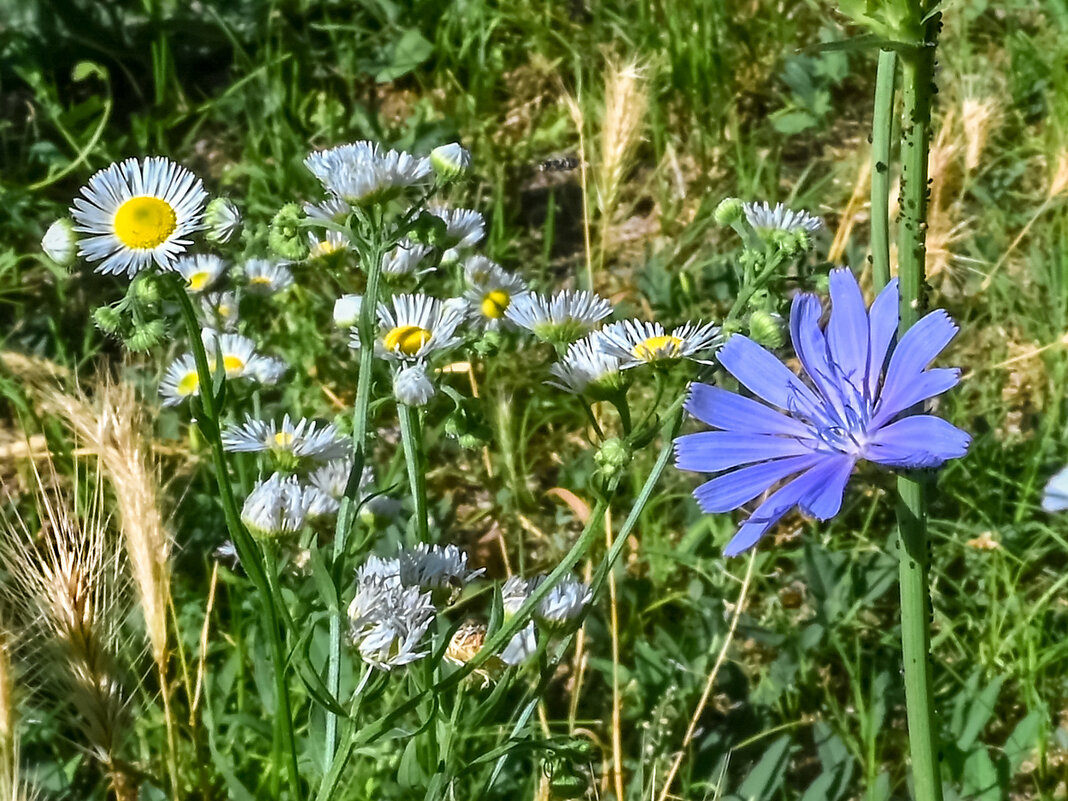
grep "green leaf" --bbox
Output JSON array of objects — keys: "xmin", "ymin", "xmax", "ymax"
[
  {"xmin": 735, "ymin": 734, "xmax": 792, "ymax": 800},
  {"xmin": 376, "ymin": 29, "xmax": 434, "ymax": 82},
  {"xmin": 772, "ymin": 109, "xmax": 817, "ymax": 136},
  {"xmin": 71, "ymin": 60, "xmax": 107, "ymax": 82},
  {"xmin": 957, "ymin": 675, "xmax": 1006, "ymax": 750},
  {"xmin": 961, "ymin": 747, "xmax": 1000, "ymax": 801},
  {"xmin": 1004, "ymin": 710, "xmax": 1044, "ymax": 773}
]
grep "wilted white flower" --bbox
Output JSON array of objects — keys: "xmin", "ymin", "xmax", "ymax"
[
  {"xmin": 175, "ymin": 253, "xmax": 228, "ymax": 293},
  {"xmin": 305, "ymin": 141, "xmax": 432, "ymax": 206},
  {"xmin": 334, "ymin": 294, "xmax": 363, "ymax": 328},
  {"xmin": 742, "ymin": 201, "xmax": 823, "ymax": 234},
  {"xmin": 348, "ymin": 573, "xmax": 435, "ymax": 670},
  {"xmin": 547, "ymin": 332, "xmax": 626, "ymax": 397},
  {"xmin": 241, "ymin": 473, "xmax": 306, "ymax": 538},
  {"xmin": 302, "ymin": 485, "xmax": 340, "ymax": 518},
  {"xmin": 41, "ymin": 218, "xmax": 78, "ymax": 266},
  {"xmin": 244, "ymin": 259, "xmax": 294, "ymax": 294},
  {"xmin": 430, "ymin": 142, "xmax": 471, "ymax": 181},
  {"xmin": 247, "ymin": 355, "xmax": 287, "ymax": 385},
  {"xmin": 598, "ymin": 319, "xmax": 721, "ymax": 368},
  {"xmin": 536, "ymin": 576, "xmax": 591, "ymax": 631},
  {"xmin": 70, "ymin": 156, "xmax": 208, "ymax": 276},
  {"xmin": 399, "ymin": 544, "xmax": 484, "ymax": 596},
  {"xmin": 382, "ymin": 238, "xmax": 435, "ymax": 277},
  {"xmin": 303, "ymin": 196, "xmax": 350, "ymax": 224},
  {"xmin": 428, "ymin": 205, "xmax": 485, "ymax": 253},
  {"xmin": 393, "ymin": 362, "xmax": 436, "ymax": 406},
  {"xmin": 309, "ymin": 457, "xmax": 359, "ymax": 500},
  {"xmin": 506, "ymin": 290, "xmax": 612, "ymax": 345},
  {"xmin": 205, "ymin": 197, "xmax": 241, "ymax": 244},
  {"xmin": 500, "ymin": 576, "xmax": 538, "ymax": 666},
  {"xmin": 222, "ymin": 414, "xmax": 348, "ymax": 466},
  {"xmin": 352, "ymin": 293, "xmax": 465, "ymax": 362}
]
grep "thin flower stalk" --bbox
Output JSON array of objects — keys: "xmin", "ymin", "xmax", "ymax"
[
  {"xmin": 871, "ymin": 48, "xmax": 898, "ymax": 291},
  {"xmin": 398, "ymin": 403, "xmax": 430, "ymax": 543}
]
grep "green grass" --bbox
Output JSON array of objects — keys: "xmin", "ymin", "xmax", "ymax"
[{"xmin": 4, "ymin": 1, "xmax": 1068, "ymax": 799}]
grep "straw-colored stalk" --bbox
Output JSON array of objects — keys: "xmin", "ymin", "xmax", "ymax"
[
  {"xmin": 596, "ymin": 58, "xmax": 649, "ymax": 262},
  {"xmin": 0, "ymin": 462, "xmax": 134, "ymax": 801},
  {"xmin": 961, "ymin": 95, "xmax": 999, "ymax": 173},
  {"xmin": 0, "ymin": 354, "xmax": 176, "ymax": 797},
  {"xmin": 0, "ymin": 620, "xmax": 16, "ymax": 801}
]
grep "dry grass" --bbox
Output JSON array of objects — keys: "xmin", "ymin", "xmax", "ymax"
[{"xmin": 0, "ymin": 460, "xmax": 134, "ymax": 800}]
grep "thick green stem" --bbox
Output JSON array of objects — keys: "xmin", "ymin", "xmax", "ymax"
[
  {"xmin": 170, "ymin": 283, "xmax": 301, "ymax": 801},
  {"xmin": 398, "ymin": 402, "xmax": 430, "ymax": 542},
  {"xmin": 325, "ymin": 213, "xmax": 386, "ymax": 770},
  {"xmin": 897, "ymin": 43, "xmax": 943, "ymax": 801},
  {"xmin": 871, "ymin": 48, "xmax": 897, "ymax": 292}
]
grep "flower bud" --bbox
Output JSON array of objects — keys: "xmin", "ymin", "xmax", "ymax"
[
  {"xmin": 125, "ymin": 319, "xmax": 167, "ymax": 352},
  {"xmin": 268, "ymin": 203, "xmax": 310, "ymax": 261},
  {"xmin": 594, "ymin": 437, "xmax": 632, "ymax": 479},
  {"xmin": 333, "ymin": 294, "xmax": 363, "ymax": 328},
  {"xmin": 713, "ymin": 197, "xmax": 744, "ymax": 226},
  {"xmin": 131, "ymin": 272, "xmax": 162, "ymax": 303},
  {"xmin": 41, "ymin": 218, "xmax": 78, "ymax": 266},
  {"xmin": 747, "ymin": 309, "xmax": 784, "ymax": 349},
  {"xmin": 430, "ymin": 143, "xmax": 472, "ymax": 182},
  {"xmin": 205, "ymin": 197, "xmax": 241, "ymax": 244},
  {"xmin": 393, "ymin": 363, "xmax": 436, "ymax": 407},
  {"xmin": 92, "ymin": 305, "xmax": 124, "ymax": 335}
]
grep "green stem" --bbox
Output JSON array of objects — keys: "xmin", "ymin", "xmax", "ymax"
[
  {"xmin": 325, "ymin": 211, "xmax": 387, "ymax": 769},
  {"xmin": 170, "ymin": 282, "xmax": 301, "ymax": 801},
  {"xmin": 398, "ymin": 402, "xmax": 430, "ymax": 542},
  {"xmin": 896, "ymin": 41, "xmax": 944, "ymax": 801},
  {"xmin": 726, "ymin": 250, "xmax": 783, "ymax": 323},
  {"xmin": 871, "ymin": 48, "xmax": 897, "ymax": 292}
]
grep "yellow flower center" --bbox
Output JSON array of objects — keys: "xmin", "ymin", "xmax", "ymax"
[
  {"xmin": 250, "ymin": 276, "xmax": 273, "ymax": 286},
  {"xmin": 633, "ymin": 334, "xmax": 683, "ymax": 361},
  {"xmin": 222, "ymin": 355, "xmax": 245, "ymax": 375},
  {"xmin": 481, "ymin": 290, "xmax": 511, "ymax": 319},
  {"xmin": 311, "ymin": 238, "xmax": 344, "ymax": 258},
  {"xmin": 273, "ymin": 431, "xmax": 295, "ymax": 448},
  {"xmin": 188, "ymin": 271, "xmax": 212, "ymax": 291},
  {"xmin": 177, "ymin": 371, "xmax": 199, "ymax": 397},
  {"xmin": 383, "ymin": 325, "xmax": 432, "ymax": 356},
  {"xmin": 113, "ymin": 196, "xmax": 177, "ymax": 250}
]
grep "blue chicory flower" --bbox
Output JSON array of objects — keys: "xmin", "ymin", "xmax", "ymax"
[
  {"xmin": 1042, "ymin": 466, "xmax": 1068, "ymax": 512},
  {"xmin": 675, "ymin": 268, "xmax": 971, "ymax": 557}
]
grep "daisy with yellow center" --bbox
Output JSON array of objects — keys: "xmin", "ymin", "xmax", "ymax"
[
  {"xmin": 599, "ymin": 319, "xmax": 721, "ymax": 368},
  {"xmin": 70, "ymin": 156, "xmax": 207, "ymax": 276},
  {"xmin": 175, "ymin": 254, "xmax": 228, "ymax": 293},
  {"xmin": 159, "ymin": 354, "xmax": 201, "ymax": 407},
  {"xmin": 350, "ymin": 293, "xmax": 465, "ymax": 362},
  {"xmin": 243, "ymin": 259, "xmax": 294, "ymax": 295},
  {"xmin": 462, "ymin": 257, "xmax": 528, "ymax": 330},
  {"xmin": 505, "ymin": 289, "xmax": 613, "ymax": 346},
  {"xmin": 221, "ymin": 413, "xmax": 347, "ymax": 466},
  {"xmin": 201, "ymin": 331, "xmax": 258, "ymax": 377}
]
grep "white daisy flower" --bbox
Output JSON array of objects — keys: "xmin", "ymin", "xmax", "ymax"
[
  {"xmin": 202, "ymin": 290, "xmax": 238, "ymax": 331},
  {"xmin": 41, "ymin": 218, "xmax": 78, "ymax": 266},
  {"xmin": 175, "ymin": 254, "xmax": 228, "ymax": 293},
  {"xmin": 500, "ymin": 576, "xmax": 538, "ymax": 666},
  {"xmin": 205, "ymin": 197, "xmax": 241, "ymax": 244},
  {"xmin": 70, "ymin": 156, "xmax": 208, "ymax": 276},
  {"xmin": 244, "ymin": 259, "xmax": 294, "ymax": 294},
  {"xmin": 309, "ymin": 457, "xmax": 359, "ymax": 500},
  {"xmin": 308, "ymin": 229, "xmax": 349, "ymax": 260},
  {"xmin": 202, "ymin": 331, "xmax": 259, "ymax": 378},
  {"xmin": 399, "ymin": 544, "xmax": 484, "ymax": 596},
  {"xmin": 348, "ymin": 573, "xmax": 435, "ymax": 670},
  {"xmin": 429, "ymin": 142, "xmax": 471, "ymax": 181},
  {"xmin": 428, "ymin": 205, "xmax": 485, "ymax": 252},
  {"xmin": 222, "ymin": 414, "xmax": 347, "ymax": 465},
  {"xmin": 352, "ymin": 293, "xmax": 465, "ymax": 362},
  {"xmin": 303, "ymin": 196, "xmax": 350, "ymax": 224},
  {"xmin": 159, "ymin": 353, "xmax": 201, "ymax": 407},
  {"xmin": 302, "ymin": 485, "xmax": 340, "ymax": 518},
  {"xmin": 333, "ymin": 294, "xmax": 363, "ymax": 328},
  {"xmin": 247, "ymin": 355, "xmax": 287, "ymax": 385},
  {"xmin": 393, "ymin": 362, "xmax": 436, "ymax": 407},
  {"xmin": 381, "ymin": 238, "xmax": 435, "ymax": 277},
  {"xmin": 598, "ymin": 319, "xmax": 721, "ymax": 368},
  {"xmin": 462, "ymin": 258, "xmax": 528, "ymax": 329},
  {"xmin": 536, "ymin": 576, "xmax": 592, "ymax": 631},
  {"xmin": 357, "ymin": 555, "xmax": 402, "ymax": 586},
  {"xmin": 546, "ymin": 333, "xmax": 626, "ymax": 396},
  {"xmin": 240, "ymin": 473, "xmax": 306, "ymax": 539},
  {"xmin": 305, "ymin": 142, "xmax": 432, "ymax": 206},
  {"xmin": 742, "ymin": 201, "xmax": 823, "ymax": 234},
  {"xmin": 506, "ymin": 290, "xmax": 613, "ymax": 345}
]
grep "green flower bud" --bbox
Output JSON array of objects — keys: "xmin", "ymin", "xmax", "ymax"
[
  {"xmin": 205, "ymin": 197, "xmax": 241, "ymax": 244},
  {"xmin": 713, "ymin": 197, "xmax": 744, "ymax": 226},
  {"xmin": 548, "ymin": 768, "xmax": 587, "ymax": 799},
  {"xmin": 125, "ymin": 319, "xmax": 166, "ymax": 352},
  {"xmin": 747, "ymin": 309, "xmax": 784, "ymax": 349},
  {"xmin": 130, "ymin": 272, "xmax": 162, "ymax": 303},
  {"xmin": 268, "ymin": 203, "xmax": 310, "ymax": 261},
  {"xmin": 429, "ymin": 142, "xmax": 472, "ymax": 182},
  {"xmin": 594, "ymin": 437, "xmax": 632, "ymax": 479},
  {"xmin": 92, "ymin": 305, "xmax": 124, "ymax": 335},
  {"xmin": 41, "ymin": 218, "xmax": 78, "ymax": 267}
]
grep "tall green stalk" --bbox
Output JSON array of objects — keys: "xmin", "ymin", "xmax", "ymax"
[
  {"xmin": 325, "ymin": 213, "xmax": 387, "ymax": 770},
  {"xmin": 398, "ymin": 403, "xmax": 430, "ymax": 542},
  {"xmin": 870, "ymin": 48, "xmax": 897, "ymax": 292},
  {"xmin": 896, "ymin": 40, "xmax": 944, "ymax": 801},
  {"xmin": 170, "ymin": 282, "xmax": 301, "ymax": 801}
]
